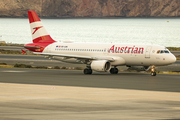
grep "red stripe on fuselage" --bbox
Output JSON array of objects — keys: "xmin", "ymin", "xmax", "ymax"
[{"xmin": 28, "ymin": 11, "xmax": 41, "ymax": 23}]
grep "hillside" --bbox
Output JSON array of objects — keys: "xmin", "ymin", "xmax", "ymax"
[{"xmin": 0, "ymin": 0, "xmax": 180, "ymax": 18}]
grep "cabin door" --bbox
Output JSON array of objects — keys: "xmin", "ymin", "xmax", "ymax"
[{"xmin": 145, "ymin": 46, "xmax": 152, "ymax": 58}]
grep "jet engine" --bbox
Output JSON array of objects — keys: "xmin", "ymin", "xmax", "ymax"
[
  {"xmin": 91, "ymin": 60, "xmax": 111, "ymax": 72},
  {"xmin": 127, "ymin": 66, "xmax": 150, "ymax": 71}
]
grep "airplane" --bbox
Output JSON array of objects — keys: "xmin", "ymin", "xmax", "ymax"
[{"xmin": 24, "ymin": 11, "xmax": 176, "ymax": 76}]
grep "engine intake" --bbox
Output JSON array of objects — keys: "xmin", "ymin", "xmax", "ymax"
[{"xmin": 91, "ymin": 60, "xmax": 111, "ymax": 72}]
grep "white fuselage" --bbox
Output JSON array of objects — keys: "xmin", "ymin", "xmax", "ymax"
[{"xmin": 43, "ymin": 42, "xmax": 176, "ymax": 66}]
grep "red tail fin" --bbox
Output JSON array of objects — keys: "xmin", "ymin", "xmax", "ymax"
[
  {"xmin": 24, "ymin": 11, "xmax": 56, "ymax": 53},
  {"xmin": 28, "ymin": 11, "xmax": 41, "ymax": 23},
  {"xmin": 28, "ymin": 11, "xmax": 56, "ymax": 43}
]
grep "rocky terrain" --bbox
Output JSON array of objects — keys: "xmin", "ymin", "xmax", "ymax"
[{"xmin": 0, "ymin": 0, "xmax": 180, "ymax": 18}]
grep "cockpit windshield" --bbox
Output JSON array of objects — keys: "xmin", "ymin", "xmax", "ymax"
[
  {"xmin": 157, "ymin": 50, "xmax": 169, "ymax": 54},
  {"xmin": 164, "ymin": 50, "xmax": 169, "ymax": 53}
]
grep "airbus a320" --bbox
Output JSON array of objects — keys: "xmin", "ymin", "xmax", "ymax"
[{"xmin": 24, "ymin": 11, "xmax": 176, "ymax": 76}]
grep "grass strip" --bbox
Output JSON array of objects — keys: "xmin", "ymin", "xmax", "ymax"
[
  {"xmin": 0, "ymin": 43, "xmax": 24, "ymax": 46},
  {"xmin": 0, "ymin": 49, "xmax": 34, "ymax": 55},
  {"xmin": 166, "ymin": 47, "xmax": 180, "ymax": 51},
  {"xmin": 0, "ymin": 63, "xmax": 179, "ymax": 75}
]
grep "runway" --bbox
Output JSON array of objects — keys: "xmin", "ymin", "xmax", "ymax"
[
  {"xmin": 0, "ymin": 68, "xmax": 180, "ymax": 120},
  {"xmin": 0, "ymin": 67, "xmax": 180, "ymax": 92}
]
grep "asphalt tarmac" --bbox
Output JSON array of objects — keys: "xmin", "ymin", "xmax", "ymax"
[
  {"xmin": 0, "ymin": 67, "xmax": 180, "ymax": 92},
  {"xmin": 0, "ymin": 68, "xmax": 180, "ymax": 120}
]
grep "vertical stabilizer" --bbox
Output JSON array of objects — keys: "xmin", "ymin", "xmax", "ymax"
[{"xmin": 28, "ymin": 11, "xmax": 56, "ymax": 43}]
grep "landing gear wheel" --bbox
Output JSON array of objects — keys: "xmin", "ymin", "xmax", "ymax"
[
  {"xmin": 150, "ymin": 65, "xmax": 156, "ymax": 76},
  {"xmin": 151, "ymin": 72, "xmax": 156, "ymax": 76},
  {"xmin": 110, "ymin": 68, "xmax": 118, "ymax": 74},
  {"xmin": 84, "ymin": 68, "xmax": 92, "ymax": 74}
]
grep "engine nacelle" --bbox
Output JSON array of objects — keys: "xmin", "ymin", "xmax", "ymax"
[
  {"xmin": 128, "ymin": 66, "xmax": 150, "ymax": 71},
  {"xmin": 91, "ymin": 60, "xmax": 111, "ymax": 72}
]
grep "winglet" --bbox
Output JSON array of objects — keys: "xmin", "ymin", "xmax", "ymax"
[{"xmin": 21, "ymin": 49, "xmax": 26, "ymax": 55}]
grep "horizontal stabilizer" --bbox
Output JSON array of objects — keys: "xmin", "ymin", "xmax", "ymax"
[
  {"xmin": 24, "ymin": 46, "xmax": 41, "ymax": 49},
  {"xmin": 21, "ymin": 49, "xmax": 26, "ymax": 55}
]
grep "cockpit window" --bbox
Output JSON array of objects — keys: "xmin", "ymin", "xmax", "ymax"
[
  {"xmin": 160, "ymin": 50, "xmax": 164, "ymax": 53},
  {"xmin": 164, "ymin": 50, "xmax": 169, "ymax": 53},
  {"xmin": 157, "ymin": 50, "xmax": 170, "ymax": 54}
]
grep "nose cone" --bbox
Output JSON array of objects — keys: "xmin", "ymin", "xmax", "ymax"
[{"xmin": 169, "ymin": 55, "xmax": 176, "ymax": 64}]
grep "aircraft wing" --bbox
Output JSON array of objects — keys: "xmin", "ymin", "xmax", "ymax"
[{"xmin": 33, "ymin": 52, "xmax": 115, "ymax": 61}]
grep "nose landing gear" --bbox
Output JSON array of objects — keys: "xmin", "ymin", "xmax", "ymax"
[{"xmin": 150, "ymin": 65, "xmax": 156, "ymax": 76}]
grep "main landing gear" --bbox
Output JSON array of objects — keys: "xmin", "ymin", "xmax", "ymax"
[
  {"xmin": 150, "ymin": 65, "xmax": 156, "ymax": 76},
  {"xmin": 84, "ymin": 68, "xmax": 92, "ymax": 74},
  {"xmin": 110, "ymin": 67, "xmax": 118, "ymax": 74}
]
